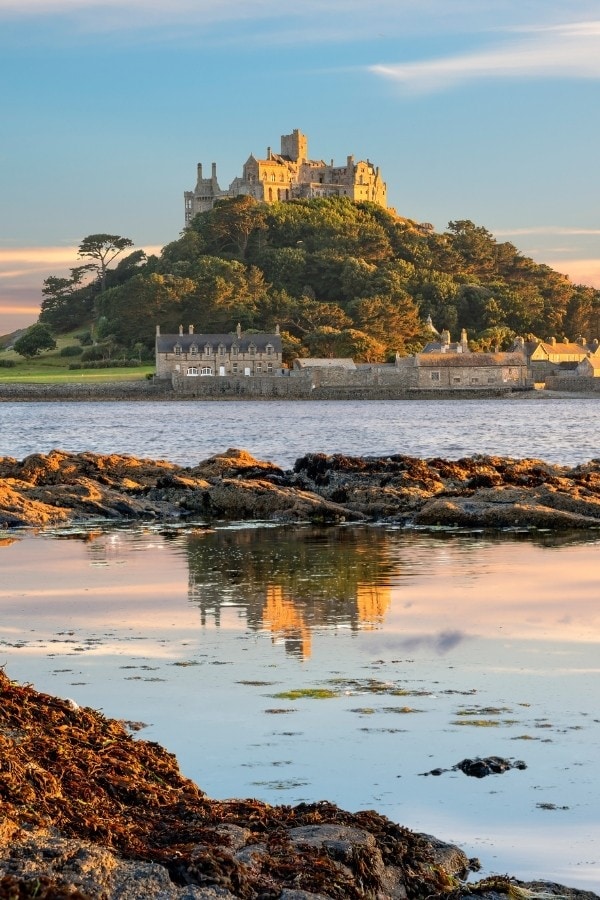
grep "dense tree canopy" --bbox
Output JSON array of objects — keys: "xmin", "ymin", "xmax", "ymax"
[{"xmin": 36, "ymin": 199, "xmax": 600, "ymax": 364}]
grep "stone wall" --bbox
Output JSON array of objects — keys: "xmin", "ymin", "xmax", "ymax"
[
  {"xmin": 545, "ymin": 376, "xmax": 600, "ymax": 393},
  {"xmin": 0, "ymin": 381, "xmax": 174, "ymax": 402}
]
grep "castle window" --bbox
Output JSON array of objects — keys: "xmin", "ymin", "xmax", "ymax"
[{"xmin": 187, "ymin": 367, "xmax": 199, "ymax": 377}]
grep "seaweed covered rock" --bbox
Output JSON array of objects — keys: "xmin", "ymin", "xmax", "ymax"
[{"xmin": 1, "ymin": 449, "xmax": 600, "ymax": 530}]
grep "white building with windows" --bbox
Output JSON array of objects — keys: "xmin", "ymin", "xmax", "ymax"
[{"xmin": 155, "ymin": 324, "xmax": 283, "ymax": 381}]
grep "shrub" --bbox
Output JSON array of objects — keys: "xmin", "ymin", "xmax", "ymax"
[
  {"xmin": 60, "ymin": 345, "xmax": 84, "ymax": 357},
  {"xmin": 68, "ymin": 359, "xmax": 141, "ymax": 370},
  {"xmin": 0, "ymin": 359, "xmax": 16, "ymax": 368}
]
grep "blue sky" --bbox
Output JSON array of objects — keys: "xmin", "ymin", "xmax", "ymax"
[{"xmin": 1, "ymin": 0, "xmax": 599, "ymax": 334}]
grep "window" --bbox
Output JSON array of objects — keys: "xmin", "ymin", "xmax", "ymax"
[
  {"xmin": 204, "ymin": 344, "xmax": 212, "ymax": 356},
  {"xmin": 200, "ymin": 367, "xmax": 213, "ymax": 376},
  {"xmin": 452, "ymin": 376, "xmax": 461, "ymax": 384},
  {"xmin": 256, "ymin": 362, "xmax": 262, "ymax": 374},
  {"xmin": 487, "ymin": 376, "xmax": 497, "ymax": 384},
  {"xmin": 189, "ymin": 344, "xmax": 198, "ymax": 356},
  {"xmin": 470, "ymin": 377, "xmax": 480, "ymax": 384},
  {"xmin": 430, "ymin": 371, "xmax": 440, "ymax": 382},
  {"xmin": 267, "ymin": 363, "xmax": 273, "ymax": 375},
  {"xmin": 174, "ymin": 343, "xmax": 182, "ymax": 355},
  {"xmin": 248, "ymin": 343, "xmax": 256, "ymax": 356},
  {"xmin": 266, "ymin": 344, "xmax": 273, "ymax": 356},
  {"xmin": 218, "ymin": 344, "xmax": 226, "ymax": 356},
  {"xmin": 186, "ymin": 367, "xmax": 199, "ymax": 377},
  {"xmin": 231, "ymin": 344, "xmax": 238, "ymax": 357},
  {"xmin": 232, "ymin": 363, "xmax": 238, "ymax": 374}
]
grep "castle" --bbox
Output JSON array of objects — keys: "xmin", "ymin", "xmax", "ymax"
[{"xmin": 184, "ymin": 129, "xmax": 387, "ymax": 225}]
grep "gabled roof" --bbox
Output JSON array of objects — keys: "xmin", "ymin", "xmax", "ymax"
[
  {"xmin": 416, "ymin": 352, "xmax": 527, "ymax": 368},
  {"xmin": 294, "ymin": 358, "xmax": 356, "ymax": 369},
  {"xmin": 156, "ymin": 333, "xmax": 281, "ymax": 353}
]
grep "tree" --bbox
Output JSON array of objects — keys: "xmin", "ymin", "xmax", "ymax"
[
  {"xmin": 78, "ymin": 234, "xmax": 134, "ymax": 292},
  {"xmin": 13, "ymin": 323, "xmax": 57, "ymax": 358}
]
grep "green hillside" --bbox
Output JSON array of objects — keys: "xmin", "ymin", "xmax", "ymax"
[{"xmin": 11, "ymin": 197, "xmax": 600, "ymax": 366}]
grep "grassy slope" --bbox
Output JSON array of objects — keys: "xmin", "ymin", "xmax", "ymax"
[{"xmin": 0, "ymin": 330, "xmax": 154, "ymax": 383}]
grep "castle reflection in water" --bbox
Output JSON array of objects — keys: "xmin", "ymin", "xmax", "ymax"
[{"xmin": 186, "ymin": 526, "xmax": 394, "ymax": 659}]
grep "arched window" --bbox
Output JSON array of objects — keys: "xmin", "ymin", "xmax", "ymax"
[
  {"xmin": 187, "ymin": 367, "xmax": 199, "ymax": 376},
  {"xmin": 200, "ymin": 367, "xmax": 213, "ymax": 376}
]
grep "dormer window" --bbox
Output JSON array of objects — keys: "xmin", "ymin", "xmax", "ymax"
[
  {"xmin": 231, "ymin": 344, "xmax": 239, "ymax": 357},
  {"xmin": 248, "ymin": 343, "xmax": 256, "ymax": 356},
  {"xmin": 266, "ymin": 343, "xmax": 274, "ymax": 356},
  {"xmin": 189, "ymin": 343, "xmax": 198, "ymax": 356},
  {"xmin": 204, "ymin": 343, "xmax": 212, "ymax": 356},
  {"xmin": 218, "ymin": 344, "xmax": 226, "ymax": 356},
  {"xmin": 174, "ymin": 343, "xmax": 182, "ymax": 355}
]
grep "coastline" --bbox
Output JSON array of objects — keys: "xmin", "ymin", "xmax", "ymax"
[{"xmin": 1, "ymin": 668, "xmax": 597, "ymax": 900}]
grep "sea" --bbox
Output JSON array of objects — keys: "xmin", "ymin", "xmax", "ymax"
[{"xmin": 0, "ymin": 397, "xmax": 599, "ymax": 892}]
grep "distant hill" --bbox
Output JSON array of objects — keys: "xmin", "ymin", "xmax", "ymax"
[{"xmin": 33, "ymin": 197, "xmax": 600, "ymax": 364}]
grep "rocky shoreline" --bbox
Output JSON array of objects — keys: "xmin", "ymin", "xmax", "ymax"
[
  {"xmin": 0, "ymin": 670, "xmax": 597, "ymax": 900},
  {"xmin": 1, "ymin": 447, "xmax": 600, "ymax": 531}
]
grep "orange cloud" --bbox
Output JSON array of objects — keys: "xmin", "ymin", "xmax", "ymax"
[
  {"xmin": 0, "ymin": 244, "xmax": 162, "ymax": 333},
  {"xmin": 543, "ymin": 258, "xmax": 600, "ymax": 288}
]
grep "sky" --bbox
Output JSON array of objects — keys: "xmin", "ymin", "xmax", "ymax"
[{"xmin": 1, "ymin": 0, "xmax": 600, "ymax": 335}]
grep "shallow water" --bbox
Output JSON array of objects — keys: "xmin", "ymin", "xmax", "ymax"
[
  {"xmin": 1, "ymin": 524, "xmax": 599, "ymax": 890},
  {"xmin": 0, "ymin": 396, "xmax": 599, "ymax": 467}
]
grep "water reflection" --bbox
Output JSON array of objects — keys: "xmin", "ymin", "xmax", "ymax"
[{"xmin": 185, "ymin": 527, "xmax": 395, "ymax": 658}]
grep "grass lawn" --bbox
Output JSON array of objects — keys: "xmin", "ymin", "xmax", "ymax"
[{"xmin": 0, "ymin": 331, "xmax": 155, "ymax": 383}]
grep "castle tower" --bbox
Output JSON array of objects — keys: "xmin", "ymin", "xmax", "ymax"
[{"xmin": 280, "ymin": 129, "xmax": 307, "ymax": 162}]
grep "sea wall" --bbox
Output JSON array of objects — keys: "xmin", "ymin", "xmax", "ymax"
[
  {"xmin": 545, "ymin": 376, "xmax": 600, "ymax": 393},
  {"xmin": 0, "ymin": 376, "xmax": 534, "ymax": 402},
  {"xmin": 0, "ymin": 380, "xmax": 174, "ymax": 402}
]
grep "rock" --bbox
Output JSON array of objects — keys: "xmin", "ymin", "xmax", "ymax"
[
  {"xmin": 2, "ymin": 449, "xmax": 600, "ymax": 531},
  {"xmin": 0, "ymin": 672, "xmax": 596, "ymax": 900}
]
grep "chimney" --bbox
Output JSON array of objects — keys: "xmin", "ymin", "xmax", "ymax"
[
  {"xmin": 275, "ymin": 324, "xmax": 280, "ymax": 335},
  {"xmin": 189, "ymin": 324, "xmax": 194, "ymax": 334},
  {"xmin": 460, "ymin": 328, "xmax": 468, "ymax": 346},
  {"xmin": 197, "ymin": 163, "xmax": 203, "ymax": 180},
  {"xmin": 549, "ymin": 336, "xmax": 556, "ymax": 346},
  {"xmin": 211, "ymin": 162, "xmax": 217, "ymax": 180},
  {"xmin": 156, "ymin": 325, "xmax": 160, "ymax": 336},
  {"xmin": 441, "ymin": 329, "xmax": 451, "ymax": 346},
  {"xmin": 179, "ymin": 325, "xmax": 183, "ymax": 335},
  {"xmin": 236, "ymin": 323, "xmax": 242, "ymax": 339}
]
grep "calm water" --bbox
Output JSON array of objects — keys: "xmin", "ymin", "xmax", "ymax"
[
  {"xmin": 0, "ymin": 398, "xmax": 599, "ymax": 891},
  {"xmin": 1, "ymin": 525, "xmax": 599, "ymax": 891},
  {"xmin": 0, "ymin": 397, "xmax": 599, "ymax": 467}
]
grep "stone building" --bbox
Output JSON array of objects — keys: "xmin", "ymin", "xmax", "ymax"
[
  {"xmin": 395, "ymin": 329, "xmax": 530, "ymax": 389},
  {"xmin": 513, "ymin": 336, "xmax": 600, "ymax": 382},
  {"xmin": 184, "ymin": 129, "xmax": 387, "ymax": 225},
  {"xmin": 155, "ymin": 324, "xmax": 283, "ymax": 381}
]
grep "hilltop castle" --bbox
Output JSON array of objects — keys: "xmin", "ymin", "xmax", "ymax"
[{"xmin": 184, "ymin": 129, "xmax": 388, "ymax": 225}]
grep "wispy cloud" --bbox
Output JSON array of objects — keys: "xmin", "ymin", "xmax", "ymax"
[
  {"xmin": 493, "ymin": 226, "xmax": 600, "ymax": 237},
  {"xmin": 370, "ymin": 20, "xmax": 600, "ymax": 92}
]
